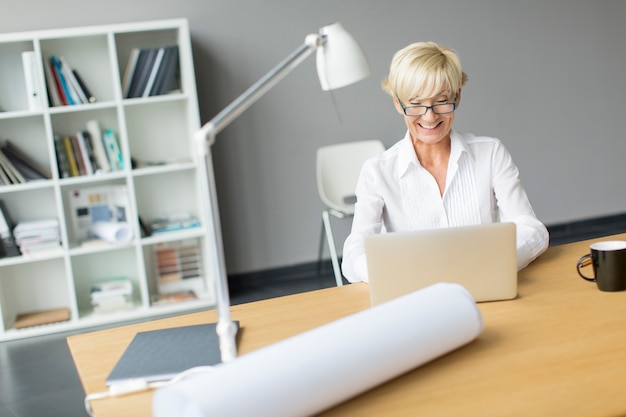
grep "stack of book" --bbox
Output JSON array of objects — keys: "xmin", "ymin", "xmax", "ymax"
[
  {"xmin": 53, "ymin": 119, "xmax": 123, "ymax": 178},
  {"xmin": 0, "ymin": 140, "xmax": 51, "ymax": 185},
  {"xmin": 13, "ymin": 218, "xmax": 61, "ymax": 255},
  {"xmin": 90, "ymin": 277, "xmax": 134, "ymax": 314},
  {"xmin": 44, "ymin": 55, "xmax": 95, "ymax": 106},
  {"xmin": 122, "ymin": 45, "xmax": 180, "ymax": 99}
]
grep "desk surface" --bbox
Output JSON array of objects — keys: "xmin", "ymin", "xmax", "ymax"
[{"xmin": 67, "ymin": 233, "xmax": 626, "ymax": 417}]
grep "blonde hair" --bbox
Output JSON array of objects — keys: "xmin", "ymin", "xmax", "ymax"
[{"xmin": 382, "ymin": 41, "xmax": 468, "ymax": 101}]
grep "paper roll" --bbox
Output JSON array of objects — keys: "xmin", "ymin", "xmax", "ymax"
[
  {"xmin": 153, "ymin": 282, "xmax": 484, "ymax": 417},
  {"xmin": 90, "ymin": 221, "xmax": 133, "ymax": 243}
]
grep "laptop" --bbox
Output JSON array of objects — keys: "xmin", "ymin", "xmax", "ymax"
[{"xmin": 365, "ymin": 222, "xmax": 517, "ymax": 305}]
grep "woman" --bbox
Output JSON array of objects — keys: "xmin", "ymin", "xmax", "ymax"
[{"xmin": 341, "ymin": 41, "xmax": 549, "ymax": 283}]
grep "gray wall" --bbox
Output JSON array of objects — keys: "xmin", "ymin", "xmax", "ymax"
[{"xmin": 3, "ymin": 1, "xmax": 626, "ymax": 274}]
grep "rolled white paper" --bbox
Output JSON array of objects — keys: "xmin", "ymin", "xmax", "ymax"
[
  {"xmin": 153, "ymin": 282, "xmax": 483, "ymax": 417},
  {"xmin": 90, "ymin": 221, "xmax": 133, "ymax": 243}
]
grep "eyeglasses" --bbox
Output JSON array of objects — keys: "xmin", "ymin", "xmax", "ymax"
[{"xmin": 396, "ymin": 95, "xmax": 457, "ymax": 117}]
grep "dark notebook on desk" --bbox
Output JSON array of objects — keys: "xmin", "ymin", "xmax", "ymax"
[{"xmin": 106, "ymin": 322, "xmax": 239, "ymax": 385}]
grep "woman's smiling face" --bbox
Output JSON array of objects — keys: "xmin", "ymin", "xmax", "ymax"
[{"xmin": 394, "ymin": 89, "xmax": 460, "ymax": 147}]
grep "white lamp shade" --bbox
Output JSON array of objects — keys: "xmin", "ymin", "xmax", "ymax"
[{"xmin": 316, "ymin": 22, "xmax": 370, "ymax": 91}]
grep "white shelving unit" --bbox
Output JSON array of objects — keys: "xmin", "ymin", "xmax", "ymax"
[{"xmin": 0, "ymin": 19, "xmax": 215, "ymax": 340}]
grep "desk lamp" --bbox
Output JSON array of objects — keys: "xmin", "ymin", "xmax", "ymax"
[{"xmin": 194, "ymin": 22, "xmax": 370, "ymax": 363}]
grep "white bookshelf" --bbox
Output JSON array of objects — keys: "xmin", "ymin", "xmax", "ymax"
[{"xmin": 0, "ymin": 19, "xmax": 215, "ymax": 340}]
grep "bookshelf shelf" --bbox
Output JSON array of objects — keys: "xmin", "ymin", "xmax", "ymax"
[{"xmin": 0, "ymin": 19, "xmax": 215, "ymax": 341}]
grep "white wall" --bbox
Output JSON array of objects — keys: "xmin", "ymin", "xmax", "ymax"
[{"xmin": 2, "ymin": 0, "xmax": 625, "ymax": 274}]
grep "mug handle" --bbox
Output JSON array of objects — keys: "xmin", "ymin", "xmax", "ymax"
[{"xmin": 577, "ymin": 254, "xmax": 596, "ymax": 282}]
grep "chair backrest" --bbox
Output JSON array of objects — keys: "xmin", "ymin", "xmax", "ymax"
[{"xmin": 316, "ymin": 140, "xmax": 385, "ymax": 215}]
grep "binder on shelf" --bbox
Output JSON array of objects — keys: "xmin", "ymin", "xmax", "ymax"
[
  {"xmin": 0, "ymin": 200, "xmax": 21, "ymax": 257},
  {"xmin": 21, "ymin": 51, "xmax": 44, "ymax": 111}
]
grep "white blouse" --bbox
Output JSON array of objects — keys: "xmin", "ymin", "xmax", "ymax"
[{"xmin": 341, "ymin": 130, "xmax": 549, "ymax": 283}]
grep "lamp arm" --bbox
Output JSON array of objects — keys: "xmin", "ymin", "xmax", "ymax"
[
  {"xmin": 197, "ymin": 33, "xmax": 323, "ymax": 144},
  {"xmin": 195, "ymin": 32, "xmax": 324, "ymax": 363}
]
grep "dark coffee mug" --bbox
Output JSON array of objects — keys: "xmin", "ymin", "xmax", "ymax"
[{"xmin": 577, "ymin": 240, "xmax": 626, "ymax": 292}]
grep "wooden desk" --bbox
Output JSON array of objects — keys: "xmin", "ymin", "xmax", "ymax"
[{"xmin": 67, "ymin": 234, "xmax": 626, "ymax": 417}]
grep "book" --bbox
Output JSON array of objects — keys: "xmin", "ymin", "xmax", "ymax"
[
  {"xmin": 102, "ymin": 129, "xmax": 124, "ymax": 171},
  {"xmin": 62, "ymin": 135, "xmax": 79, "ymax": 177},
  {"xmin": 21, "ymin": 51, "xmax": 44, "ymax": 111},
  {"xmin": 3, "ymin": 155, "xmax": 45, "ymax": 182},
  {"xmin": 85, "ymin": 119, "xmax": 110, "ymax": 172},
  {"xmin": 150, "ymin": 212, "xmax": 200, "ymax": 234},
  {"xmin": 90, "ymin": 277, "xmax": 133, "ymax": 306},
  {"xmin": 69, "ymin": 135, "xmax": 86, "ymax": 176},
  {"xmin": 122, "ymin": 48, "xmax": 141, "ymax": 99},
  {"xmin": 59, "ymin": 56, "xmax": 87, "ymax": 104},
  {"xmin": 14, "ymin": 307, "xmax": 70, "ymax": 329},
  {"xmin": 150, "ymin": 45, "xmax": 180, "ymax": 96},
  {"xmin": 50, "ymin": 55, "xmax": 75, "ymax": 105},
  {"xmin": 53, "ymin": 135, "xmax": 70, "ymax": 178},
  {"xmin": 2, "ymin": 140, "xmax": 51, "ymax": 179},
  {"xmin": 47, "ymin": 59, "xmax": 68, "ymax": 106},
  {"xmin": 82, "ymin": 131, "xmax": 99, "ymax": 173},
  {"xmin": 127, "ymin": 48, "xmax": 158, "ymax": 98},
  {"xmin": 0, "ymin": 150, "xmax": 25, "ymax": 184},
  {"xmin": 0, "ymin": 160, "xmax": 10, "ymax": 184},
  {"xmin": 75, "ymin": 131, "xmax": 94, "ymax": 175},
  {"xmin": 43, "ymin": 57, "xmax": 62, "ymax": 107},
  {"xmin": 0, "ymin": 200, "xmax": 21, "ymax": 257},
  {"xmin": 151, "ymin": 291, "xmax": 197, "ymax": 306},
  {"xmin": 14, "ymin": 218, "xmax": 61, "ymax": 254},
  {"xmin": 72, "ymin": 69, "xmax": 96, "ymax": 103},
  {"xmin": 142, "ymin": 47, "xmax": 165, "ymax": 97}
]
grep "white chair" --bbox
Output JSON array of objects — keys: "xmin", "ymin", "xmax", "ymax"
[{"xmin": 316, "ymin": 140, "xmax": 386, "ymax": 286}]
